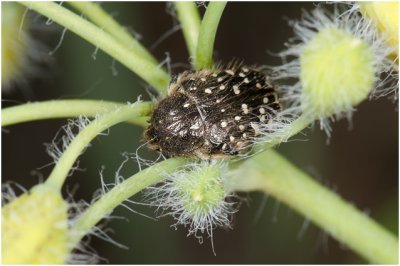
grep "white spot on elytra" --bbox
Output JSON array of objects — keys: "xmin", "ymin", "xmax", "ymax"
[
  {"xmin": 218, "ymin": 77, "xmax": 223, "ymax": 82},
  {"xmin": 221, "ymin": 121, "xmax": 227, "ymax": 128},
  {"xmin": 183, "ymin": 103, "xmax": 190, "ymax": 108},
  {"xmin": 216, "ymin": 99, "xmax": 221, "ymax": 103},
  {"xmin": 242, "ymin": 133, "xmax": 247, "ymax": 138},
  {"xmin": 212, "ymin": 73, "xmax": 218, "ymax": 77},
  {"xmin": 219, "ymin": 85, "xmax": 225, "ymax": 90},
  {"xmin": 251, "ymin": 122, "xmax": 261, "ymax": 136},
  {"xmin": 230, "ymin": 136, "xmax": 235, "ymax": 142},
  {"xmin": 244, "ymin": 78, "xmax": 249, "ymax": 83},
  {"xmin": 221, "ymin": 108, "xmax": 225, "ymax": 112},
  {"xmin": 190, "ymin": 124, "xmax": 200, "ymax": 129},
  {"xmin": 222, "ymin": 143, "xmax": 227, "ymax": 150},
  {"xmin": 242, "ymin": 67, "xmax": 249, "ymax": 72},
  {"xmin": 233, "ymin": 85, "xmax": 240, "ymax": 94},
  {"xmin": 169, "ymin": 111, "xmax": 176, "ymax": 115},
  {"xmin": 239, "ymin": 72, "xmax": 246, "ymax": 77},
  {"xmin": 205, "ymin": 88, "xmax": 212, "ymax": 94},
  {"xmin": 179, "ymin": 129, "xmax": 187, "ymax": 137},
  {"xmin": 241, "ymin": 103, "xmax": 248, "ymax": 114},
  {"xmin": 259, "ymin": 107, "xmax": 266, "ymax": 114},
  {"xmin": 201, "ymin": 77, "xmax": 206, "ymax": 82},
  {"xmin": 190, "ymin": 87, "xmax": 197, "ymax": 91},
  {"xmin": 235, "ymin": 116, "xmax": 241, "ymax": 121},
  {"xmin": 263, "ymin": 97, "xmax": 269, "ymax": 103},
  {"xmin": 260, "ymin": 115, "xmax": 266, "ymax": 122},
  {"xmin": 225, "ymin": 69, "xmax": 234, "ymax": 75},
  {"xmin": 256, "ymin": 83, "xmax": 262, "ymax": 88},
  {"xmin": 239, "ymin": 125, "xmax": 245, "ymax": 131}
]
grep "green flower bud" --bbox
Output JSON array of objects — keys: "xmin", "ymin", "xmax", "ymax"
[
  {"xmin": 2, "ymin": 2, "xmax": 29, "ymax": 89},
  {"xmin": 359, "ymin": 2, "xmax": 399, "ymax": 55},
  {"xmin": 270, "ymin": 6, "xmax": 397, "ymax": 134},
  {"xmin": 147, "ymin": 161, "xmax": 236, "ymax": 245},
  {"xmin": 174, "ymin": 164, "xmax": 225, "ymax": 218},
  {"xmin": 2, "ymin": 184, "xmax": 69, "ymax": 264},
  {"xmin": 300, "ymin": 26, "xmax": 375, "ymax": 119}
]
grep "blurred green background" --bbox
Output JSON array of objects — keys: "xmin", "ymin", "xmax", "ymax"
[{"xmin": 2, "ymin": 2, "xmax": 398, "ymax": 264}]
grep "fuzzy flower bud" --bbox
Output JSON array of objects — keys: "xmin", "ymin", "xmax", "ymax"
[
  {"xmin": 2, "ymin": 2, "xmax": 50, "ymax": 92},
  {"xmin": 270, "ymin": 6, "xmax": 397, "ymax": 133},
  {"xmin": 359, "ymin": 2, "xmax": 399, "ymax": 54},
  {"xmin": 300, "ymin": 26, "xmax": 375, "ymax": 118},
  {"xmin": 147, "ymin": 161, "xmax": 237, "ymax": 247},
  {"xmin": 2, "ymin": 184, "xmax": 69, "ymax": 264},
  {"xmin": 174, "ymin": 164, "xmax": 225, "ymax": 218},
  {"xmin": 2, "ymin": 3, "xmax": 29, "ymax": 90}
]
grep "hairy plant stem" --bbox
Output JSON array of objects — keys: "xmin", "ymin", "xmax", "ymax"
[
  {"xmin": 2, "ymin": 100, "xmax": 152, "ymax": 127},
  {"xmin": 68, "ymin": 157, "xmax": 188, "ymax": 249},
  {"xmin": 19, "ymin": 1, "xmax": 170, "ymax": 93},
  {"xmin": 228, "ymin": 149, "xmax": 398, "ymax": 264},
  {"xmin": 45, "ymin": 102, "xmax": 153, "ymax": 190},
  {"xmin": 67, "ymin": 2, "xmax": 159, "ymax": 65},
  {"xmin": 174, "ymin": 2, "xmax": 201, "ymax": 62},
  {"xmin": 195, "ymin": 1, "xmax": 227, "ymax": 70},
  {"xmin": 254, "ymin": 113, "xmax": 314, "ymax": 152}
]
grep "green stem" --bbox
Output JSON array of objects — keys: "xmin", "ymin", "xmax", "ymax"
[
  {"xmin": 20, "ymin": 1, "xmax": 170, "ymax": 94},
  {"xmin": 195, "ymin": 1, "xmax": 227, "ymax": 70},
  {"xmin": 174, "ymin": 2, "xmax": 201, "ymax": 64},
  {"xmin": 229, "ymin": 149, "xmax": 398, "ymax": 264},
  {"xmin": 1, "ymin": 100, "xmax": 152, "ymax": 127},
  {"xmin": 254, "ymin": 113, "xmax": 314, "ymax": 152},
  {"xmin": 68, "ymin": 157, "xmax": 188, "ymax": 248},
  {"xmin": 45, "ymin": 102, "xmax": 153, "ymax": 191},
  {"xmin": 67, "ymin": 2, "xmax": 159, "ymax": 65}
]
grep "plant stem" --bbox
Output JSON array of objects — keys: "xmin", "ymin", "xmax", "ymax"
[
  {"xmin": 68, "ymin": 157, "xmax": 188, "ymax": 248},
  {"xmin": 195, "ymin": 1, "xmax": 227, "ymax": 70},
  {"xmin": 254, "ymin": 113, "xmax": 314, "ymax": 152},
  {"xmin": 174, "ymin": 2, "xmax": 201, "ymax": 64},
  {"xmin": 45, "ymin": 102, "xmax": 153, "ymax": 191},
  {"xmin": 20, "ymin": 1, "xmax": 170, "ymax": 94},
  {"xmin": 1, "ymin": 100, "xmax": 152, "ymax": 127},
  {"xmin": 229, "ymin": 149, "xmax": 399, "ymax": 264},
  {"xmin": 67, "ymin": 2, "xmax": 159, "ymax": 65}
]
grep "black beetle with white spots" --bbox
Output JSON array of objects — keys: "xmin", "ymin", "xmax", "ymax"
[{"xmin": 145, "ymin": 61, "xmax": 282, "ymax": 159}]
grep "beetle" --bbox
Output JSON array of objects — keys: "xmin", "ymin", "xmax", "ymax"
[{"xmin": 145, "ymin": 61, "xmax": 282, "ymax": 159}]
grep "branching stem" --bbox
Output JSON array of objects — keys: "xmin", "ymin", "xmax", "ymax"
[
  {"xmin": 174, "ymin": 2, "xmax": 201, "ymax": 63},
  {"xmin": 67, "ymin": 2, "xmax": 159, "ymax": 65},
  {"xmin": 45, "ymin": 102, "xmax": 153, "ymax": 190},
  {"xmin": 229, "ymin": 149, "xmax": 398, "ymax": 264},
  {"xmin": 2, "ymin": 100, "xmax": 152, "ymax": 127},
  {"xmin": 19, "ymin": 1, "xmax": 170, "ymax": 93},
  {"xmin": 195, "ymin": 1, "xmax": 227, "ymax": 70},
  {"xmin": 68, "ymin": 157, "xmax": 188, "ymax": 249}
]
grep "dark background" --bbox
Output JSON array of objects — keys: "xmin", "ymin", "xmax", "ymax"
[{"xmin": 2, "ymin": 2, "xmax": 398, "ymax": 264}]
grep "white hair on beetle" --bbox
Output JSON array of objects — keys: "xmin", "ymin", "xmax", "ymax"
[{"xmin": 231, "ymin": 106, "xmax": 301, "ymax": 161}]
